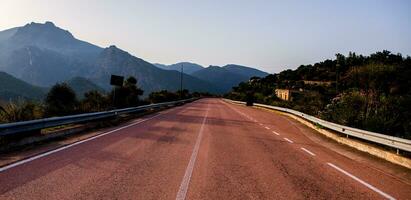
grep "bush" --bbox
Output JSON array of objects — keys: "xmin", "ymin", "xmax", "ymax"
[
  {"xmin": 0, "ymin": 100, "xmax": 44, "ymax": 123},
  {"xmin": 45, "ymin": 83, "xmax": 78, "ymax": 116},
  {"xmin": 109, "ymin": 76, "xmax": 144, "ymax": 108},
  {"xmin": 80, "ymin": 90, "xmax": 109, "ymax": 112},
  {"xmin": 149, "ymin": 90, "xmax": 179, "ymax": 103}
]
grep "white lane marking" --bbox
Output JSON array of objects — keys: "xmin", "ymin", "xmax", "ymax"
[
  {"xmin": 300, "ymin": 147, "xmax": 316, "ymax": 156},
  {"xmin": 176, "ymin": 105, "xmax": 209, "ymax": 200},
  {"xmin": 259, "ymin": 123, "xmax": 263, "ymax": 126},
  {"xmin": 0, "ymin": 112, "xmax": 165, "ymax": 173},
  {"xmin": 284, "ymin": 138, "xmax": 294, "ymax": 143},
  {"xmin": 327, "ymin": 163, "xmax": 395, "ymax": 200},
  {"xmin": 264, "ymin": 126, "xmax": 270, "ymax": 130},
  {"xmin": 272, "ymin": 131, "xmax": 280, "ymax": 136}
]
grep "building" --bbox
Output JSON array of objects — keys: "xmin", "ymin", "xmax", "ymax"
[
  {"xmin": 275, "ymin": 89, "xmax": 303, "ymax": 101},
  {"xmin": 275, "ymin": 89, "xmax": 291, "ymax": 101}
]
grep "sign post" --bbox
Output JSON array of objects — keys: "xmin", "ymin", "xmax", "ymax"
[{"xmin": 110, "ymin": 75, "xmax": 124, "ymax": 107}]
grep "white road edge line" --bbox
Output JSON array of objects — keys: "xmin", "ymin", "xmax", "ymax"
[
  {"xmin": 176, "ymin": 105, "xmax": 210, "ymax": 200},
  {"xmin": 264, "ymin": 126, "xmax": 270, "ymax": 130},
  {"xmin": 327, "ymin": 163, "xmax": 395, "ymax": 200},
  {"xmin": 272, "ymin": 131, "xmax": 280, "ymax": 136},
  {"xmin": 0, "ymin": 112, "xmax": 166, "ymax": 173},
  {"xmin": 300, "ymin": 147, "xmax": 315, "ymax": 156},
  {"xmin": 284, "ymin": 138, "xmax": 294, "ymax": 143}
]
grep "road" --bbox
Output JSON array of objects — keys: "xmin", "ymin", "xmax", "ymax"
[{"xmin": 0, "ymin": 98, "xmax": 410, "ymax": 199}]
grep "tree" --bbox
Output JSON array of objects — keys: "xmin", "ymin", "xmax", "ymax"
[
  {"xmin": 149, "ymin": 90, "xmax": 179, "ymax": 103},
  {"xmin": 109, "ymin": 76, "xmax": 144, "ymax": 108},
  {"xmin": 80, "ymin": 90, "xmax": 109, "ymax": 112},
  {"xmin": 45, "ymin": 83, "xmax": 78, "ymax": 116}
]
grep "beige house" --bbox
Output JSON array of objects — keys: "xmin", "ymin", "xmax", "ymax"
[{"xmin": 275, "ymin": 89, "xmax": 291, "ymax": 101}]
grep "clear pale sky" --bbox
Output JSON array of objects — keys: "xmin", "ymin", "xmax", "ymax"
[{"xmin": 1, "ymin": 0, "xmax": 410, "ymax": 73}]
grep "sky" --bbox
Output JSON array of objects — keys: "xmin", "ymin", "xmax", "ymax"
[{"xmin": 0, "ymin": 0, "xmax": 410, "ymax": 73}]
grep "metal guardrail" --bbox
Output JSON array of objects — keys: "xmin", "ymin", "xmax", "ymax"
[
  {"xmin": 225, "ymin": 99, "xmax": 411, "ymax": 153},
  {"xmin": 0, "ymin": 98, "xmax": 197, "ymax": 136}
]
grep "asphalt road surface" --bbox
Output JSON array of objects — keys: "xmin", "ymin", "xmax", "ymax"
[{"xmin": 0, "ymin": 99, "xmax": 410, "ymax": 200}]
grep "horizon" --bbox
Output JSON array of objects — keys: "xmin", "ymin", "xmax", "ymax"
[{"xmin": 1, "ymin": 0, "xmax": 410, "ymax": 73}]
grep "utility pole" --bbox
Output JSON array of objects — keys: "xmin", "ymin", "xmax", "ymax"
[
  {"xmin": 180, "ymin": 63, "xmax": 184, "ymax": 99},
  {"xmin": 336, "ymin": 62, "xmax": 340, "ymax": 93}
]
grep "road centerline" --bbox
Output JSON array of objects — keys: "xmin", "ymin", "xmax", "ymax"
[
  {"xmin": 176, "ymin": 104, "xmax": 210, "ymax": 200},
  {"xmin": 284, "ymin": 138, "xmax": 294, "ymax": 143},
  {"xmin": 301, "ymin": 147, "xmax": 316, "ymax": 156}
]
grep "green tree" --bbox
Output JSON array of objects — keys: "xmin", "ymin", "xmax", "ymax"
[
  {"xmin": 80, "ymin": 90, "xmax": 109, "ymax": 112},
  {"xmin": 149, "ymin": 90, "xmax": 179, "ymax": 103},
  {"xmin": 110, "ymin": 76, "xmax": 144, "ymax": 108},
  {"xmin": 45, "ymin": 83, "xmax": 78, "ymax": 116}
]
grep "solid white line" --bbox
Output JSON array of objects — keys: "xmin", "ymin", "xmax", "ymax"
[
  {"xmin": 0, "ymin": 113, "xmax": 165, "ymax": 173},
  {"xmin": 300, "ymin": 147, "xmax": 315, "ymax": 156},
  {"xmin": 327, "ymin": 163, "xmax": 395, "ymax": 200},
  {"xmin": 284, "ymin": 138, "xmax": 294, "ymax": 143},
  {"xmin": 176, "ymin": 105, "xmax": 209, "ymax": 200},
  {"xmin": 264, "ymin": 126, "xmax": 270, "ymax": 130},
  {"xmin": 272, "ymin": 131, "xmax": 280, "ymax": 136}
]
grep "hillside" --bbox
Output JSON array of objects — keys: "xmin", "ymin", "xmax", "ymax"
[
  {"xmin": 226, "ymin": 51, "xmax": 411, "ymax": 139},
  {"xmin": 154, "ymin": 62, "xmax": 204, "ymax": 74},
  {"xmin": 0, "ymin": 71, "xmax": 46, "ymax": 101},
  {"xmin": 191, "ymin": 66, "xmax": 249, "ymax": 92},
  {"xmin": 223, "ymin": 64, "xmax": 268, "ymax": 78},
  {"xmin": 90, "ymin": 46, "xmax": 223, "ymax": 94},
  {"xmin": 65, "ymin": 77, "xmax": 105, "ymax": 98},
  {"xmin": 0, "ymin": 22, "xmax": 223, "ymax": 94}
]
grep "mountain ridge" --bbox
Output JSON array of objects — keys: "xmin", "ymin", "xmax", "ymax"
[{"xmin": 0, "ymin": 21, "xmax": 267, "ymax": 97}]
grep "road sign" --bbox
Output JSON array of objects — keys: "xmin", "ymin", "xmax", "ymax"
[{"xmin": 110, "ymin": 75, "xmax": 124, "ymax": 86}]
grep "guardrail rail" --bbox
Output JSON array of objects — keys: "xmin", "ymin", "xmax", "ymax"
[
  {"xmin": 225, "ymin": 99, "xmax": 411, "ymax": 153},
  {"xmin": 0, "ymin": 98, "xmax": 197, "ymax": 137}
]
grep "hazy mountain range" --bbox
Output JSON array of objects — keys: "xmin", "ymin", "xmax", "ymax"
[{"xmin": 0, "ymin": 22, "xmax": 268, "ymax": 101}]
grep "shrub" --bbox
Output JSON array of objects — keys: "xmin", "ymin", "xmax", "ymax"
[
  {"xmin": 45, "ymin": 83, "xmax": 78, "ymax": 116},
  {"xmin": 0, "ymin": 100, "xmax": 44, "ymax": 123}
]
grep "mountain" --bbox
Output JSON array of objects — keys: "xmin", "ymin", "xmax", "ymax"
[
  {"xmin": 223, "ymin": 64, "xmax": 268, "ymax": 78},
  {"xmin": 153, "ymin": 63, "xmax": 168, "ymax": 70},
  {"xmin": 0, "ymin": 27, "xmax": 18, "ymax": 43},
  {"xmin": 0, "ymin": 22, "xmax": 101, "ymax": 58},
  {"xmin": 0, "ymin": 71, "xmax": 46, "ymax": 101},
  {"xmin": 191, "ymin": 66, "xmax": 250, "ymax": 92},
  {"xmin": 153, "ymin": 62, "xmax": 204, "ymax": 74},
  {"xmin": 0, "ymin": 22, "xmax": 223, "ymax": 95},
  {"xmin": 65, "ymin": 77, "xmax": 105, "ymax": 98},
  {"xmin": 0, "ymin": 22, "xmax": 101, "ymax": 86},
  {"xmin": 90, "ymin": 46, "xmax": 222, "ymax": 94}
]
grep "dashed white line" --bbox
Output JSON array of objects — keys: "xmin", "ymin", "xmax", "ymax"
[
  {"xmin": 264, "ymin": 126, "xmax": 270, "ymax": 130},
  {"xmin": 301, "ymin": 147, "xmax": 315, "ymax": 156},
  {"xmin": 176, "ymin": 105, "xmax": 210, "ymax": 200},
  {"xmin": 327, "ymin": 163, "xmax": 395, "ymax": 200},
  {"xmin": 284, "ymin": 138, "xmax": 294, "ymax": 143},
  {"xmin": 259, "ymin": 123, "xmax": 263, "ymax": 126},
  {"xmin": 272, "ymin": 131, "xmax": 280, "ymax": 136}
]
